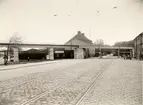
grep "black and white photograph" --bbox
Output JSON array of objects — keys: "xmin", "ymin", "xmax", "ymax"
[{"xmin": 0, "ymin": 0, "xmax": 142, "ymax": 105}]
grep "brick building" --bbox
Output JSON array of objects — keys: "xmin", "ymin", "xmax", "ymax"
[{"xmin": 134, "ymin": 32, "xmax": 143, "ymax": 60}]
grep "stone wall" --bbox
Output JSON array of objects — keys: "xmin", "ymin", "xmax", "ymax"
[
  {"xmin": 134, "ymin": 33, "xmax": 143, "ymax": 59},
  {"xmin": 13, "ymin": 48, "xmax": 19, "ymax": 62},
  {"xmin": 49, "ymin": 48, "xmax": 54, "ymax": 60},
  {"xmin": 74, "ymin": 48, "xmax": 84, "ymax": 59}
]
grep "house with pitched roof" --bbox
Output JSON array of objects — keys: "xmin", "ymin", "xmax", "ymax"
[
  {"xmin": 65, "ymin": 31, "xmax": 93, "ymax": 45},
  {"xmin": 65, "ymin": 31, "xmax": 95, "ymax": 58}
]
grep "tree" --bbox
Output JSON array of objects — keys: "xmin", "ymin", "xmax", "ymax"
[
  {"xmin": 8, "ymin": 32, "xmax": 23, "ymax": 57},
  {"xmin": 103, "ymin": 44, "xmax": 111, "ymax": 47},
  {"xmin": 94, "ymin": 39, "xmax": 105, "ymax": 58},
  {"xmin": 94, "ymin": 39, "xmax": 111, "ymax": 47},
  {"xmin": 113, "ymin": 40, "xmax": 134, "ymax": 47},
  {"xmin": 94, "ymin": 39, "xmax": 104, "ymax": 46},
  {"xmin": 9, "ymin": 32, "xmax": 23, "ymax": 44}
]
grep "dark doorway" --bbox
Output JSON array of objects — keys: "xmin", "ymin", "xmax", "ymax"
[{"xmin": 64, "ymin": 50, "xmax": 74, "ymax": 59}]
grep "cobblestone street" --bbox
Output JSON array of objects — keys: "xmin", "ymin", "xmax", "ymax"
[
  {"xmin": 0, "ymin": 59, "xmax": 142, "ymax": 105},
  {"xmin": 78, "ymin": 59, "xmax": 142, "ymax": 105}
]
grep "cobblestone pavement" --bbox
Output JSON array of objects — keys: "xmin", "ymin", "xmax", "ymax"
[
  {"xmin": 78, "ymin": 59, "xmax": 142, "ymax": 105},
  {"xmin": 0, "ymin": 59, "xmax": 142, "ymax": 105}
]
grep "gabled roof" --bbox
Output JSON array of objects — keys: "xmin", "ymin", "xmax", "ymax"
[
  {"xmin": 65, "ymin": 31, "xmax": 93, "ymax": 44},
  {"xmin": 134, "ymin": 32, "xmax": 143, "ymax": 40}
]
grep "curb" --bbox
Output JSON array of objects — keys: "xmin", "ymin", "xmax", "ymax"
[{"xmin": 0, "ymin": 61, "xmax": 60, "ymax": 71}]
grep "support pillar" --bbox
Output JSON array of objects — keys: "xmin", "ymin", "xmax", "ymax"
[
  {"xmin": 118, "ymin": 49, "xmax": 120, "ymax": 58},
  {"xmin": 89, "ymin": 48, "xmax": 95, "ymax": 57},
  {"xmin": 13, "ymin": 48, "xmax": 19, "ymax": 62},
  {"xmin": 131, "ymin": 49, "xmax": 134, "ymax": 58},
  {"xmin": 74, "ymin": 48, "xmax": 84, "ymax": 59},
  {"xmin": 49, "ymin": 48, "xmax": 54, "ymax": 60},
  {"xmin": 99, "ymin": 48, "xmax": 102, "ymax": 58}
]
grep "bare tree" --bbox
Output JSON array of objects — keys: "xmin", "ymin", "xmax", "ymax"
[
  {"xmin": 94, "ymin": 39, "xmax": 104, "ymax": 46},
  {"xmin": 9, "ymin": 32, "xmax": 23, "ymax": 44},
  {"xmin": 113, "ymin": 40, "xmax": 134, "ymax": 47},
  {"xmin": 94, "ymin": 39, "xmax": 105, "ymax": 58},
  {"xmin": 8, "ymin": 32, "xmax": 23, "ymax": 58}
]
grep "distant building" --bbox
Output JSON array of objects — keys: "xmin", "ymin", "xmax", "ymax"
[
  {"xmin": 134, "ymin": 32, "xmax": 143, "ymax": 60},
  {"xmin": 65, "ymin": 31, "xmax": 93, "ymax": 45}
]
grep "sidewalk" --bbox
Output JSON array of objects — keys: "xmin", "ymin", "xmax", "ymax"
[{"xmin": 0, "ymin": 59, "xmax": 70, "ymax": 71}]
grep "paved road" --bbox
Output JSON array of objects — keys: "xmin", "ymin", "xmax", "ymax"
[{"xmin": 0, "ymin": 58, "xmax": 142, "ymax": 105}]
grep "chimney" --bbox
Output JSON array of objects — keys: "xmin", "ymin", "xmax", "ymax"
[
  {"xmin": 81, "ymin": 33, "xmax": 85, "ymax": 36},
  {"xmin": 77, "ymin": 31, "xmax": 81, "ymax": 34}
]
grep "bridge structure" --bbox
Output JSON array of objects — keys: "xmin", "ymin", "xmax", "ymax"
[
  {"xmin": 79, "ymin": 45, "xmax": 134, "ymax": 58},
  {"xmin": 0, "ymin": 43, "xmax": 134, "ymax": 63},
  {"xmin": 0, "ymin": 43, "xmax": 81, "ymax": 62},
  {"xmin": 0, "ymin": 43, "xmax": 79, "ymax": 49}
]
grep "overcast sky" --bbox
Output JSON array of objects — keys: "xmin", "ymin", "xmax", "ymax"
[{"xmin": 0, "ymin": 0, "xmax": 143, "ymax": 45}]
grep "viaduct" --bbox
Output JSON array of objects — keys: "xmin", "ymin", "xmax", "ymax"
[{"xmin": 0, "ymin": 43, "xmax": 133, "ymax": 63}]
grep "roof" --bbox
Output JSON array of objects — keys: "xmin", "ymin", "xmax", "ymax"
[
  {"xmin": 65, "ymin": 31, "xmax": 93, "ymax": 44},
  {"xmin": 134, "ymin": 32, "xmax": 143, "ymax": 40}
]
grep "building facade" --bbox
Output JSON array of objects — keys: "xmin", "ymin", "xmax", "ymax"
[{"xmin": 134, "ymin": 32, "xmax": 143, "ymax": 60}]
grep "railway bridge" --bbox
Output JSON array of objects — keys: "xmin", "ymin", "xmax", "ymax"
[
  {"xmin": 79, "ymin": 45, "xmax": 134, "ymax": 58},
  {"xmin": 0, "ymin": 43, "xmax": 134, "ymax": 63}
]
